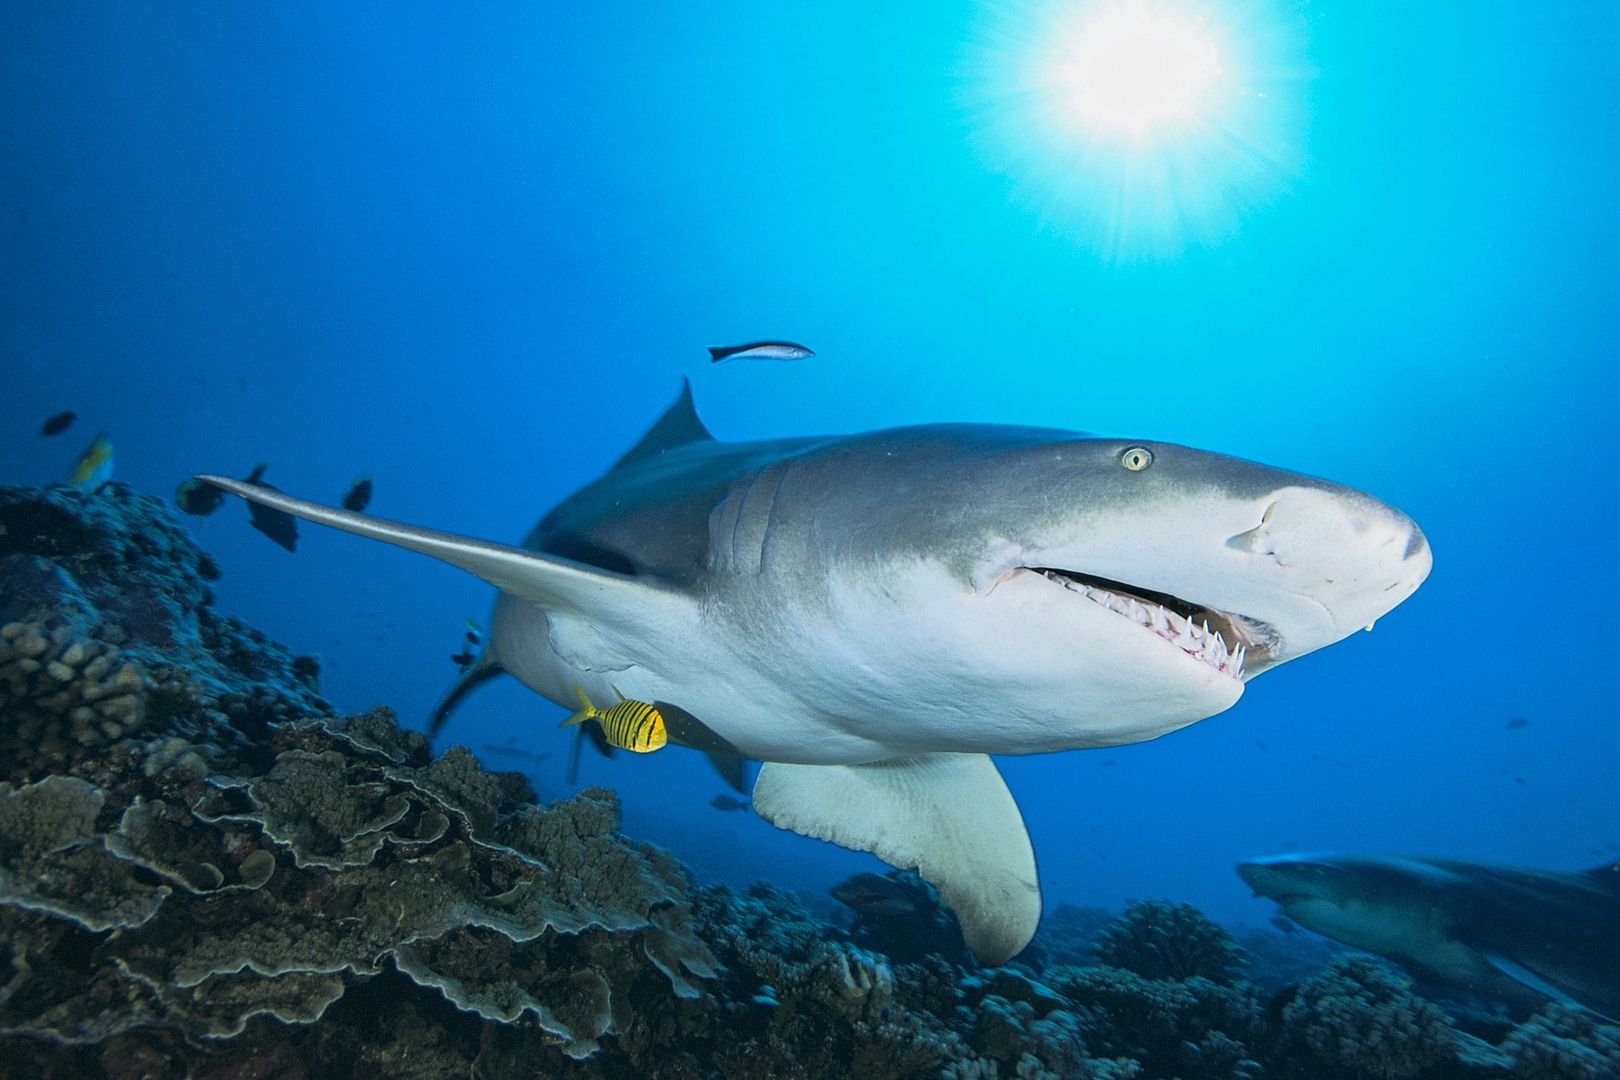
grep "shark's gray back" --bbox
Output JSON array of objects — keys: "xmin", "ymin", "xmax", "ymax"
[
  {"xmin": 523, "ymin": 385, "xmax": 1056, "ymax": 589},
  {"xmin": 522, "ymin": 384, "xmax": 1312, "ymax": 596},
  {"xmin": 523, "ymin": 436, "xmax": 805, "ymax": 585}
]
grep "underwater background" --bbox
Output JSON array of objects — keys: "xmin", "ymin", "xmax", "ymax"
[{"xmin": 2, "ymin": 2, "xmax": 1618, "ymax": 1074}]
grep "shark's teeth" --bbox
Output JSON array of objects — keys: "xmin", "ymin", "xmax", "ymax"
[{"xmin": 1041, "ymin": 570, "xmax": 1245, "ymax": 681}]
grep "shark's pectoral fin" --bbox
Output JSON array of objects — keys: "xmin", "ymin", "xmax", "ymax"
[
  {"xmin": 752, "ymin": 753, "xmax": 1039, "ymax": 965},
  {"xmin": 198, "ymin": 477, "xmax": 687, "ymax": 630},
  {"xmin": 1482, "ymin": 953, "xmax": 1610, "ymax": 1020}
]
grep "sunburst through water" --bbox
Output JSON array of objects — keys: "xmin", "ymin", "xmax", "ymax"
[{"xmin": 961, "ymin": 0, "xmax": 1314, "ymax": 259}]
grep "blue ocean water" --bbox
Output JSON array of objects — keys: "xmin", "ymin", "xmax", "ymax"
[{"xmin": 2, "ymin": 0, "xmax": 1616, "ymax": 944}]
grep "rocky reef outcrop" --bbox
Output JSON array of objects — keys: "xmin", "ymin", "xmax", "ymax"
[
  {"xmin": 2, "ymin": 483, "xmax": 1617, "ymax": 1079},
  {"xmin": 0, "ymin": 484, "xmax": 720, "ymax": 1076}
]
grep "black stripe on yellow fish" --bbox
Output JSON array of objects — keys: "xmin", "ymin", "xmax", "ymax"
[
  {"xmin": 561, "ymin": 684, "xmax": 667, "ymax": 753},
  {"xmin": 636, "ymin": 710, "xmax": 660, "ymax": 748}
]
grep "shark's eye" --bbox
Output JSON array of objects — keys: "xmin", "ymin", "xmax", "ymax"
[{"xmin": 1120, "ymin": 447, "xmax": 1154, "ymax": 471}]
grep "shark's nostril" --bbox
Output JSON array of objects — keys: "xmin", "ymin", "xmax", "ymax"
[
  {"xmin": 1225, "ymin": 504, "xmax": 1278, "ymax": 555},
  {"xmin": 1225, "ymin": 529, "xmax": 1264, "ymax": 554}
]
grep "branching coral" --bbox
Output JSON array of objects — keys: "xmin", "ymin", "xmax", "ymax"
[
  {"xmin": 1501, "ymin": 1004, "xmax": 1620, "ymax": 1079},
  {"xmin": 1046, "ymin": 963, "xmax": 1265, "ymax": 1078},
  {"xmin": 1278, "ymin": 955, "xmax": 1457, "ymax": 1079},
  {"xmin": 1093, "ymin": 899, "xmax": 1245, "ymax": 985},
  {"xmin": 0, "ymin": 622, "xmax": 145, "ymax": 765}
]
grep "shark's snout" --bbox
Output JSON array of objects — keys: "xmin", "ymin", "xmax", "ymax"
[
  {"xmin": 1215, "ymin": 486, "xmax": 1430, "ymax": 668},
  {"xmin": 1225, "ymin": 488, "xmax": 1426, "ymax": 573},
  {"xmin": 1236, "ymin": 858, "xmax": 1294, "ymax": 898},
  {"xmin": 1237, "ymin": 856, "xmax": 1346, "ymax": 913}
]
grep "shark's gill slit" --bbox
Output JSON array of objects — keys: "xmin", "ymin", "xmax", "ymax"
[{"xmin": 1030, "ymin": 566, "xmax": 1276, "ymax": 679}]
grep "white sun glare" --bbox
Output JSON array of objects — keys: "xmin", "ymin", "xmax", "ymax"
[
  {"xmin": 1059, "ymin": 4, "xmax": 1224, "ymax": 134},
  {"xmin": 962, "ymin": 0, "xmax": 1311, "ymax": 259}
]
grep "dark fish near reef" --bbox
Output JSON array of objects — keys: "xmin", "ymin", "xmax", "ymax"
[
  {"xmin": 830, "ymin": 871, "xmax": 937, "ymax": 921},
  {"xmin": 341, "ymin": 475, "xmax": 372, "ymax": 513},
  {"xmin": 40, "ymin": 410, "xmax": 76, "ymax": 436},
  {"xmin": 707, "ymin": 340, "xmax": 815, "ymax": 364},
  {"xmin": 560, "ymin": 684, "xmax": 666, "ymax": 753},
  {"xmin": 69, "ymin": 432, "xmax": 114, "ymax": 490},
  {"xmin": 450, "ymin": 649, "xmax": 476, "ymax": 672},
  {"xmin": 174, "ymin": 478, "xmax": 225, "ymax": 517},
  {"xmin": 243, "ymin": 465, "xmax": 298, "ymax": 552},
  {"xmin": 1239, "ymin": 852, "xmax": 1620, "ymax": 1019},
  {"xmin": 709, "ymin": 794, "xmax": 750, "ymax": 812}
]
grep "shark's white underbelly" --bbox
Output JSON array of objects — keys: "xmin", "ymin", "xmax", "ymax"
[{"xmin": 488, "ymin": 582, "xmax": 1243, "ymax": 766}]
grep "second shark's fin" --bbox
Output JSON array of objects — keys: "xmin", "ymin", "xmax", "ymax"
[{"xmin": 752, "ymin": 753, "xmax": 1040, "ymax": 966}]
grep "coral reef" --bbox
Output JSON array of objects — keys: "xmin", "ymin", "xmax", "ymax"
[
  {"xmin": 0, "ymin": 707, "xmax": 720, "ymax": 1060},
  {"xmin": 1044, "ymin": 964, "xmax": 1265, "ymax": 1079},
  {"xmin": 0, "ymin": 486, "xmax": 717, "ymax": 1073},
  {"xmin": 0, "ymin": 622, "xmax": 146, "ymax": 762},
  {"xmin": 4, "ymin": 482, "xmax": 1620, "ymax": 1078},
  {"xmin": 831, "ymin": 869, "xmax": 972, "ymax": 965},
  {"xmin": 1275, "ymin": 955, "xmax": 1457, "ymax": 1078},
  {"xmin": 1500, "ymin": 1004, "xmax": 1620, "ymax": 1079},
  {"xmin": 1029, "ymin": 902, "xmax": 1115, "ymax": 970},
  {"xmin": 0, "ymin": 484, "xmax": 330, "ymax": 776},
  {"xmin": 1093, "ymin": 900, "xmax": 1245, "ymax": 986},
  {"xmin": 1232, "ymin": 922, "xmax": 1346, "ymax": 997}
]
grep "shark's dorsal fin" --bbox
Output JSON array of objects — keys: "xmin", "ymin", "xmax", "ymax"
[{"xmin": 611, "ymin": 380, "xmax": 713, "ymax": 471}]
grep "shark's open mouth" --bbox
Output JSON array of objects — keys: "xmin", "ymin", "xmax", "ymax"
[{"xmin": 1032, "ymin": 567, "xmax": 1276, "ymax": 680}]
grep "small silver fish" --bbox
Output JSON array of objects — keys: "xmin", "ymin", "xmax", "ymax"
[{"xmin": 707, "ymin": 340, "xmax": 815, "ymax": 364}]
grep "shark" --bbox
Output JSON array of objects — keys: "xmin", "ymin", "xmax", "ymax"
[
  {"xmin": 1239, "ymin": 852, "xmax": 1620, "ymax": 1019},
  {"xmin": 199, "ymin": 382, "xmax": 1430, "ymax": 964}
]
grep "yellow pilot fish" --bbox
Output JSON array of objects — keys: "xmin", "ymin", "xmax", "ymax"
[
  {"xmin": 561, "ymin": 684, "xmax": 667, "ymax": 753},
  {"xmin": 70, "ymin": 432, "xmax": 114, "ymax": 491}
]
